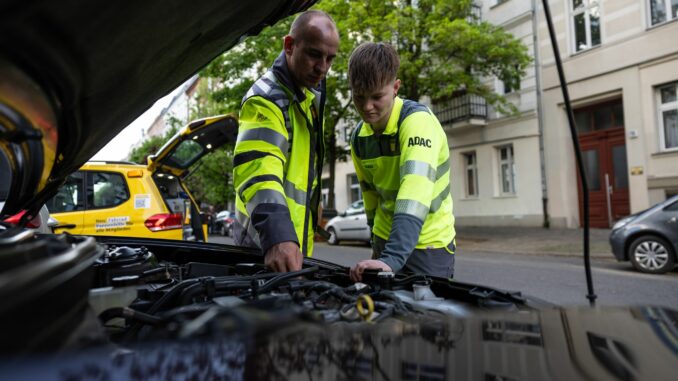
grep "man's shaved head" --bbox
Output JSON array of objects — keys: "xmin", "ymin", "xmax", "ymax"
[
  {"xmin": 289, "ymin": 10, "xmax": 338, "ymax": 39},
  {"xmin": 283, "ymin": 10, "xmax": 339, "ymax": 89}
]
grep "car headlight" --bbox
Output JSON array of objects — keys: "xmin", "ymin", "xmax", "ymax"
[{"xmin": 612, "ymin": 217, "xmax": 634, "ymax": 231}]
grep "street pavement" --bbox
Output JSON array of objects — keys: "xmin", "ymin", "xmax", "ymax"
[
  {"xmin": 209, "ymin": 225, "xmax": 615, "ymax": 261},
  {"xmin": 208, "ymin": 226, "xmax": 678, "ymax": 308}
]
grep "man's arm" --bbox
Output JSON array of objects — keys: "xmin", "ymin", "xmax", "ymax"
[{"xmin": 234, "ymin": 96, "xmax": 301, "ymax": 271}]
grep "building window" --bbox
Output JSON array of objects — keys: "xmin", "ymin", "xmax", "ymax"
[
  {"xmin": 497, "ymin": 145, "xmax": 516, "ymax": 195},
  {"xmin": 495, "ymin": 79, "xmax": 514, "ymax": 95},
  {"xmin": 348, "ymin": 174, "xmax": 362, "ymax": 203},
  {"xmin": 574, "ymin": 99, "xmax": 624, "ymax": 134},
  {"xmin": 658, "ymin": 82, "xmax": 678, "ymax": 151},
  {"xmin": 321, "ymin": 178, "xmax": 330, "ymax": 208},
  {"xmin": 572, "ymin": 0, "xmax": 601, "ymax": 53},
  {"xmin": 463, "ymin": 152, "xmax": 479, "ymax": 197},
  {"xmin": 649, "ymin": 0, "xmax": 678, "ymax": 26}
]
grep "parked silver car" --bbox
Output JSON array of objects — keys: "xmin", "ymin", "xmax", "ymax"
[
  {"xmin": 609, "ymin": 195, "xmax": 678, "ymax": 274},
  {"xmin": 213, "ymin": 210, "xmax": 234, "ymax": 237},
  {"xmin": 325, "ymin": 201, "xmax": 370, "ymax": 245}
]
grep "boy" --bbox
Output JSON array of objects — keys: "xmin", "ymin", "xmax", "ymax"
[{"xmin": 347, "ymin": 42, "xmax": 456, "ymax": 282}]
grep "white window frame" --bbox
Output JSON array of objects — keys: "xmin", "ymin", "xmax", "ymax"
[
  {"xmin": 497, "ymin": 145, "xmax": 516, "ymax": 195},
  {"xmin": 657, "ymin": 82, "xmax": 678, "ymax": 152},
  {"xmin": 321, "ymin": 177, "xmax": 330, "ymax": 208},
  {"xmin": 648, "ymin": 0, "xmax": 678, "ymax": 27},
  {"xmin": 571, "ymin": 0, "xmax": 601, "ymax": 53},
  {"xmin": 347, "ymin": 173, "xmax": 362, "ymax": 203},
  {"xmin": 463, "ymin": 152, "xmax": 479, "ymax": 198},
  {"xmin": 343, "ymin": 125, "xmax": 352, "ymax": 143}
]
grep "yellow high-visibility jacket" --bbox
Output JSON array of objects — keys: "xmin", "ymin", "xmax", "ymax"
[
  {"xmin": 233, "ymin": 52, "xmax": 325, "ymax": 256},
  {"xmin": 350, "ymin": 97, "xmax": 455, "ymax": 271}
]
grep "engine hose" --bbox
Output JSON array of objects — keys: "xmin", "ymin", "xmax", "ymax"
[
  {"xmin": 257, "ymin": 266, "xmax": 320, "ymax": 294},
  {"xmin": 99, "ymin": 307, "xmax": 163, "ymax": 326}
]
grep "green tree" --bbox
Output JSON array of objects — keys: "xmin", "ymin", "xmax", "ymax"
[
  {"xmin": 127, "ymin": 118, "xmax": 181, "ymax": 164},
  {"xmin": 199, "ymin": 0, "xmax": 530, "ymax": 209}
]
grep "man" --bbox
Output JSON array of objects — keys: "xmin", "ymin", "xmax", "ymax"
[
  {"xmin": 233, "ymin": 10, "xmax": 339, "ymax": 273},
  {"xmin": 347, "ymin": 42, "xmax": 456, "ymax": 282}
]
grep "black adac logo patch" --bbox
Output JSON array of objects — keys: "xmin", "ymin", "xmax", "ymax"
[{"xmin": 408, "ymin": 136, "xmax": 432, "ymax": 148}]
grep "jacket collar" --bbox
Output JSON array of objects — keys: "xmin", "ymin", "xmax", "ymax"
[
  {"xmin": 271, "ymin": 51, "xmax": 307, "ymax": 102},
  {"xmin": 363, "ymin": 97, "xmax": 403, "ymax": 136}
]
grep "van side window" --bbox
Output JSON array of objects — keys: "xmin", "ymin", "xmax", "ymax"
[
  {"xmin": 87, "ymin": 172, "xmax": 130, "ymax": 209},
  {"xmin": 46, "ymin": 172, "xmax": 85, "ymax": 213},
  {"xmin": 665, "ymin": 200, "xmax": 678, "ymax": 212}
]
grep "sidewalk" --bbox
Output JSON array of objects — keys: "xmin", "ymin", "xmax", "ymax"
[{"xmin": 455, "ymin": 226, "xmax": 613, "ymax": 259}]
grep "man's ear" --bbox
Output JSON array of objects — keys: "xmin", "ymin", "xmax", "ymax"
[
  {"xmin": 283, "ymin": 35, "xmax": 295, "ymax": 55},
  {"xmin": 393, "ymin": 79, "xmax": 401, "ymax": 97}
]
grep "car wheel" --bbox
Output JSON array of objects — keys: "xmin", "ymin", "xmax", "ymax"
[
  {"xmin": 628, "ymin": 235, "xmax": 676, "ymax": 274},
  {"xmin": 220, "ymin": 225, "xmax": 227, "ymax": 236},
  {"xmin": 327, "ymin": 227, "xmax": 339, "ymax": 246}
]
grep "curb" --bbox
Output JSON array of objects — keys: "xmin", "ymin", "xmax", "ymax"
[{"xmin": 461, "ymin": 247, "xmax": 615, "ymax": 260}]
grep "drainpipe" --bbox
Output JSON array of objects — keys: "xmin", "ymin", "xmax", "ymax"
[{"xmin": 532, "ymin": 0, "xmax": 550, "ymax": 228}]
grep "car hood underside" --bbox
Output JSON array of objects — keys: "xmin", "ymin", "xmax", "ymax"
[{"xmin": 0, "ymin": 0, "xmax": 314, "ymax": 213}]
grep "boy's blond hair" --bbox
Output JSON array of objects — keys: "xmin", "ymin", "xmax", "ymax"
[{"xmin": 348, "ymin": 42, "xmax": 399, "ymax": 93}]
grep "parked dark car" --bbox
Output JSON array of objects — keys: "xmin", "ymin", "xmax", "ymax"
[
  {"xmin": 214, "ymin": 210, "xmax": 235, "ymax": 236},
  {"xmin": 609, "ymin": 195, "xmax": 678, "ymax": 274},
  {"xmin": 1, "ymin": 1, "xmax": 678, "ymax": 380}
]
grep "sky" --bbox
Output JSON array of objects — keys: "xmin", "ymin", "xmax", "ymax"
[{"xmin": 90, "ymin": 86, "xmax": 183, "ymax": 161}]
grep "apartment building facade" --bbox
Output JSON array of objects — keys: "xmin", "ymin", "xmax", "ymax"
[
  {"xmin": 324, "ymin": 0, "xmax": 678, "ymax": 229},
  {"xmin": 322, "ymin": 0, "xmax": 547, "ymax": 227},
  {"xmin": 537, "ymin": 0, "xmax": 678, "ymax": 228}
]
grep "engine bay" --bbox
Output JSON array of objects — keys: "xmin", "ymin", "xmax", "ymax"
[{"xmin": 0, "ymin": 227, "xmax": 537, "ymax": 356}]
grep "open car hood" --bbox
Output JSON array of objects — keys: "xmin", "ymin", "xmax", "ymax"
[
  {"xmin": 147, "ymin": 115, "xmax": 238, "ymax": 177},
  {"xmin": 0, "ymin": 0, "xmax": 316, "ymax": 216}
]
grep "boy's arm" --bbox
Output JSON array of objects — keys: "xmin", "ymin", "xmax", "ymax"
[
  {"xmin": 377, "ymin": 112, "xmax": 440, "ymax": 272},
  {"xmin": 234, "ymin": 96, "xmax": 298, "ymax": 254}
]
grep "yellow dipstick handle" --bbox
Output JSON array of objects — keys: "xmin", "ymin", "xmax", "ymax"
[{"xmin": 356, "ymin": 294, "xmax": 374, "ymax": 321}]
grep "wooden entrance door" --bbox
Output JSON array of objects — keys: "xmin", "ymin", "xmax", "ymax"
[{"xmin": 575, "ymin": 99, "xmax": 630, "ymax": 228}]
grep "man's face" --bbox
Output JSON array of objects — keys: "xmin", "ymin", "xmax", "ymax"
[
  {"xmin": 352, "ymin": 80, "xmax": 400, "ymax": 131},
  {"xmin": 284, "ymin": 18, "xmax": 339, "ymax": 89}
]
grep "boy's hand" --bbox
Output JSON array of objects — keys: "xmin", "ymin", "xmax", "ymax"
[{"xmin": 350, "ymin": 260, "xmax": 392, "ymax": 282}]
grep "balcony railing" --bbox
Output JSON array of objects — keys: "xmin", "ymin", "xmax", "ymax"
[{"xmin": 432, "ymin": 92, "xmax": 487, "ymax": 126}]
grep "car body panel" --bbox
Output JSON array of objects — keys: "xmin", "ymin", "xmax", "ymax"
[
  {"xmin": 50, "ymin": 164, "xmax": 196, "ymax": 240},
  {"xmin": 326, "ymin": 212, "xmax": 370, "ymax": 242},
  {"xmin": 609, "ymin": 195, "xmax": 678, "ymax": 265},
  {"xmin": 0, "ymin": 238, "xmax": 674, "ymax": 381}
]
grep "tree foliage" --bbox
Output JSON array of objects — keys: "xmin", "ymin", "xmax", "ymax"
[
  {"xmin": 137, "ymin": 0, "xmax": 531, "ymax": 210},
  {"xmin": 127, "ymin": 118, "xmax": 180, "ymax": 165}
]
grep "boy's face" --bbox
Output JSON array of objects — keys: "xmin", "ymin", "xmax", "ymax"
[{"xmin": 352, "ymin": 79, "xmax": 400, "ymax": 131}]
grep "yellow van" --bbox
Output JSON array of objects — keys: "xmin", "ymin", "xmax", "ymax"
[{"xmin": 46, "ymin": 115, "xmax": 237, "ymax": 241}]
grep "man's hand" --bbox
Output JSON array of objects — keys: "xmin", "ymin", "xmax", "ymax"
[
  {"xmin": 265, "ymin": 241, "xmax": 303, "ymax": 272},
  {"xmin": 350, "ymin": 260, "xmax": 392, "ymax": 282}
]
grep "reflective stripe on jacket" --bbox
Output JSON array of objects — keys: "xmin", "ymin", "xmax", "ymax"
[
  {"xmin": 351, "ymin": 97, "xmax": 455, "ymax": 250},
  {"xmin": 233, "ymin": 52, "xmax": 324, "ymax": 256}
]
